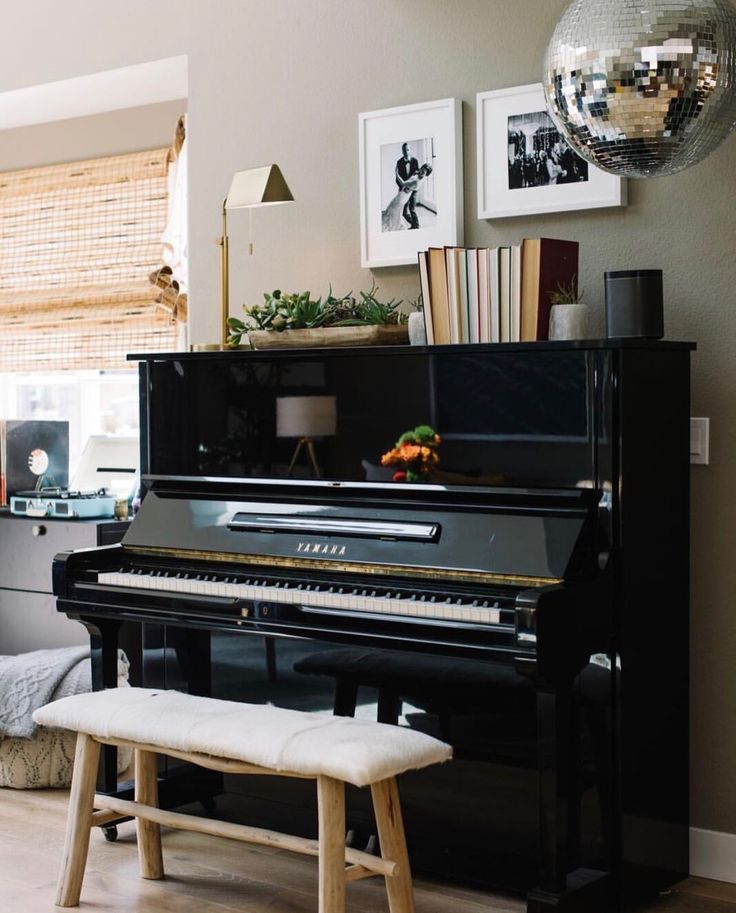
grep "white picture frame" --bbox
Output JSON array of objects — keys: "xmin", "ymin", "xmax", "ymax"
[
  {"xmin": 477, "ymin": 83, "xmax": 626, "ymax": 220},
  {"xmin": 359, "ymin": 98, "xmax": 463, "ymax": 268}
]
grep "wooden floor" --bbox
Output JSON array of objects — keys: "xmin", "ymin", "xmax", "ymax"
[{"xmin": 1, "ymin": 786, "xmax": 735, "ymax": 913}]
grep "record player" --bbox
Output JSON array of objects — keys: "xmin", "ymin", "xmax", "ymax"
[
  {"xmin": 8, "ymin": 434, "xmax": 138, "ymax": 519},
  {"xmin": 10, "ymin": 488, "xmax": 117, "ymax": 519}
]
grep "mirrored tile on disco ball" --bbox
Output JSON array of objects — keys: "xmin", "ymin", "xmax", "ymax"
[{"xmin": 543, "ymin": 0, "xmax": 736, "ymax": 177}]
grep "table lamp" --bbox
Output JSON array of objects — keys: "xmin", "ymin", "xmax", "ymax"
[
  {"xmin": 217, "ymin": 164, "xmax": 294, "ymax": 347},
  {"xmin": 276, "ymin": 396, "xmax": 337, "ymax": 478}
]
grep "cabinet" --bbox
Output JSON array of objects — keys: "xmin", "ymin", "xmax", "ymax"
[{"xmin": 0, "ymin": 512, "xmax": 128, "ymax": 654}]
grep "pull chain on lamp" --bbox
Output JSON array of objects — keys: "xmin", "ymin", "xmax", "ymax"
[
  {"xmin": 543, "ymin": 0, "xmax": 736, "ymax": 178},
  {"xmin": 217, "ymin": 164, "xmax": 294, "ymax": 346}
]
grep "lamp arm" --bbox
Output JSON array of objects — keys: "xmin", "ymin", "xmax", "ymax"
[{"xmin": 218, "ymin": 198, "xmax": 229, "ymax": 347}]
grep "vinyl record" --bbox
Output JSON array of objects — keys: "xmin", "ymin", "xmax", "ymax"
[{"xmin": 3, "ymin": 420, "xmax": 69, "ymax": 496}]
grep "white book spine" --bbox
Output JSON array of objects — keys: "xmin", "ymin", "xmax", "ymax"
[
  {"xmin": 478, "ymin": 250, "xmax": 490, "ymax": 344},
  {"xmin": 417, "ymin": 251, "xmax": 434, "ymax": 345},
  {"xmin": 511, "ymin": 244, "xmax": 522, "ymax": 343},
  {"xmin": 489, "ymin": 248, "xmax": 500, "ymax": 344},
  {"xmin": 445, "ymin": 249, "xmax": 461, "ymax": 345},
  {"xmin": 499, "ymin": 247, "xmax": 511, "ymax": 344},
  {"xmin": 458, "ymin": 252, "xmax": 469, "ymax": 345},
  {"xmin": 466, "ymin": 250, "xmax": 479, "ymax": 344}
]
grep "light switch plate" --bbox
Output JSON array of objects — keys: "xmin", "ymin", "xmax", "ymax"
[{"xmin": 690, "ymin": 417, "xmax": 710, "ymax": 465}]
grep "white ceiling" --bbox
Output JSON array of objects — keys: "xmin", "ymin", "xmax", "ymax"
[{"xmin": 0, "ymin": 55, "xmax": 188, "ymax": 130}]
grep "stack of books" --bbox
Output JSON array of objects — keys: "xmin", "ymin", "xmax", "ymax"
[{"xmin": 418, "ymin": 238, "xmax": 579, "ymax": 345}]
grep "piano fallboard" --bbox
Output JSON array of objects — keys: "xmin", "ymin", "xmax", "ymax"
[{"xmin": 122, "ymin": 484, "xmax": 596, "ymax": 584}]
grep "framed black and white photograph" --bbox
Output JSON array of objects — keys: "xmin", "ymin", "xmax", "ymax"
[
  {"xmin": 477, "ymin": 83, "xmax": 626, "ymax": 219},
  {"xmin": 359, "ymin": 98, "xmax": 462, "ymax": 268}
]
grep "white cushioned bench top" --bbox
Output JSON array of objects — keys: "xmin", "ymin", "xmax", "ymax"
[{"xmin": 33, "ymin": 688, "xmax": 452, "ymax": 788}]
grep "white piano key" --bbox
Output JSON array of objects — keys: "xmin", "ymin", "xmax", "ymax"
[{"xmin": 94, "ymin": 570, "xmax": 504, "ymax": 626}]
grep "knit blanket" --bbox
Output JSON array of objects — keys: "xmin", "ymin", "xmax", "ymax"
[{"xmin": 0, "ymin": 646, "xmax": 89, "ymax": 739}]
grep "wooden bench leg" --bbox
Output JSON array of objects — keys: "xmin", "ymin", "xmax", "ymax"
[
  {"xmin": 371, "ymin": 778, "xmax": 416, "ymax": 913},
  {"xmin": 134, "ymin": 749, "xmax": 164, "ymax": 879},
  {"xmin": 56, "ymin": 733, "xmax": 101, "ymax": 907},
  {"xmin": 317, "ymin": 776, "xmax": 346, "ymax": 913}
]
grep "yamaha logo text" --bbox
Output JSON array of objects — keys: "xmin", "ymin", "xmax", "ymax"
[{"xmin": 297, "ymin": 542, "xmax": 347, "ymax": 556}]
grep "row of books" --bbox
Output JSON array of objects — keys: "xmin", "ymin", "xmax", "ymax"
[{"xmin": 417, "ymin": 238, "xmax": 579, "ymax": 345}]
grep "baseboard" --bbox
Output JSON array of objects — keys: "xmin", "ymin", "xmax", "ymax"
[{"xmin": 691, "ymin": 826, "xmax": 736, "ymax": 883}]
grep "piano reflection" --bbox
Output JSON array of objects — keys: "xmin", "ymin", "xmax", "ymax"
[{"xmin": 53, "ymin": 341, "xmax": 693, "ymax": 913}]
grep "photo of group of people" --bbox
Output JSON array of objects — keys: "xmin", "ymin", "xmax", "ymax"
[
  {"xmin": 380, "ymin": 138, "xmax": 438, "ymax": 232},
  {"xmin": 507, "ymin": 110, "xmax": 589, "ymax": 190}
]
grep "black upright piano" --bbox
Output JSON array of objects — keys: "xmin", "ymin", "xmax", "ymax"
[{"xmin": 53, "ymin": 341, "xmax": 693, "ymax": 912}]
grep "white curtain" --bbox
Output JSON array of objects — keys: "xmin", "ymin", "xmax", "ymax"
[{"xmin": 162, "ymin": 114, "xmax": 189, "ymax": 296}]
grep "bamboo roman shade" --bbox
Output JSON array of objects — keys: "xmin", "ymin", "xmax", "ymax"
[{"xmin": 0, "ymin": 147, "xmax": 180, "ymax": 372}]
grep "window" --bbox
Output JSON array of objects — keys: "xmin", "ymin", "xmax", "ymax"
[
  {"xmin": 0, "ymin": 370, "xmax": 139, "ymax": 473},
  {"xmin": 0, "ymin": 147, "xmax": 181, "ymax": 372}
]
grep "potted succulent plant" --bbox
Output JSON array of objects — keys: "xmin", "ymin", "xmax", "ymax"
[
  {"xmin": 547, "ymin": 277, "xmax": 588, "ymax": 341},
  {"xmin": 227, "ymin": 285, "xmax": 412, "ymax": 349}
]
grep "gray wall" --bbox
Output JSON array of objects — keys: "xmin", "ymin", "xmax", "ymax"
[{"xmin": 1, "ymin": 0, "xmax": 735, "ymax": 836}]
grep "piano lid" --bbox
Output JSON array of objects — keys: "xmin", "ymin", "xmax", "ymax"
[{"xmin": 123, "ymin": 485, "xmax": 594, "ymax": 585}]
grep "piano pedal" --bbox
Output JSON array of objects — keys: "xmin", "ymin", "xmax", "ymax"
[
  {"xmin": 102, "ymin": 825, "xmax": 118, "ymax": 843},
  {"xmin": 364, "ymin": 834, "xmax": 378, "ymax": 855},
  {"xmin": 345, "ymin": 828, "xmax": 359, "ymax": 848}
]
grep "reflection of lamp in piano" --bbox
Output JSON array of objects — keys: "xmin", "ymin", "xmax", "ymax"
[{"xmin": 276, "ymin": 396, "xmax": 337, "ymax": 478}]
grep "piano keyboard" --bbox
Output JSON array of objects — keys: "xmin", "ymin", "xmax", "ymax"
[{"xmin": 97, "ymin": 569, "xmax": 503, "ymax": 625}]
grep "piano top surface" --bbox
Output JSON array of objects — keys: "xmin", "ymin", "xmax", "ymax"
[{"xmin": 128, "ymin": 339, "xmax": 696, "ymax": 362}]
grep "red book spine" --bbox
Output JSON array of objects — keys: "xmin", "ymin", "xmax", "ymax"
[{"xmin": 537, "ymin": 240, "xmax": 579, "ymax": 340}]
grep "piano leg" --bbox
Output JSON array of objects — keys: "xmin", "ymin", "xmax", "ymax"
[
  {"xmin": 527, "ymin": 685, "xmax": 612, "ymax": 913},
  {"xmin": 264, "ymin": 637, "xmax": 278, "ymax": 683},
  {"xmin": 333, "ymin": 678, "xmax": 359, "ymax": 717},
  {"xmin": 168, "ymin": 627, "xmax": 212, "ymax": 697},
  {"xmin": 536, "ymin": 686, "xmax": 570, "ymax": 896},
  {"xmin": 79, "ymin": 616, "xmax": 123, "ymax": 794},
  {"xmin": 377, "ymin": 690, "xmax": 402, "ymax": 725}
]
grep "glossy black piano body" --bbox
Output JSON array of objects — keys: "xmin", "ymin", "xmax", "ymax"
[{"xmin": 53, "ymin": 341, "xmax": 693, "ymax": 912}]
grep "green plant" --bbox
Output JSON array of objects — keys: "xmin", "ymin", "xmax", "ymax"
[
  {"xmin": 227, "ymin": 289, "xmax": 331, "ymax": 345},
  {"xmin": 332, "ymin": 284, "xmax": 406, "ymax": 327},
  {"xmin": 227, "ymin": 284, "xmax": 410, "ymax": 346},
  {"xmin": 548, "ymin": 276, "xmax": 583, "ymax": 306}
]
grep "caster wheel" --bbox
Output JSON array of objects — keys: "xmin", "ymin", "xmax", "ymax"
[{"xmin": 103, "ymin": 825, "xmax": 118, "ymax": 842}]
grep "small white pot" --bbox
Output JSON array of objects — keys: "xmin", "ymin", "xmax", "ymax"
[
  {"xmin": 408, "ymin": 311, "xmax": 427, "ymax": 345},
  {"xmin": 548, "ymin": 303, "xmax": 589, "ymax": 341}
]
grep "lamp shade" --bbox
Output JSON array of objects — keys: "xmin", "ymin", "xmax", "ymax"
[
  {"xmin": 276, "ymin": 396, "xmax": 337, "ymax": 439},
  {"xmin": 225, "ymin": 164, "xmax": 294, "ymax": 209}
]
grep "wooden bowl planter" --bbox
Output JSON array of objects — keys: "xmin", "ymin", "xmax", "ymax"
[{"xmin": 248, "ymin": 324, "xmax": 409, "ymax": 349}]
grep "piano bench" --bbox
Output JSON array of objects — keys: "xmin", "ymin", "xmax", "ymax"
[
  {"xmin": 294, "ymin": 648, "xmax": 536, "ymax": 734},
  {"xmin": 33, "ymin": 687, "xmax": 452, "ymax": 913}
]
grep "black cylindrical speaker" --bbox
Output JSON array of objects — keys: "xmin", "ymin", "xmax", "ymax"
[{"xmin": 605, "ymin": 269, "xmax": 664, "ymax": 339}]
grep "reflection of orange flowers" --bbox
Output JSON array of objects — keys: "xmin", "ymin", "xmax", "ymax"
[
  {"xmin": 382, "ymin": 443, "xmax": 439, "ymax": 468},
  {"xmin": 381, "ymin": 429, "xmax": 441, "ymax": 482}
]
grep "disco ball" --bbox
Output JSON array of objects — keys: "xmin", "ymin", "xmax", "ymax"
[{"xmin": 543, "ymin": 0, "xmax": 736, "ymax": 178}]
